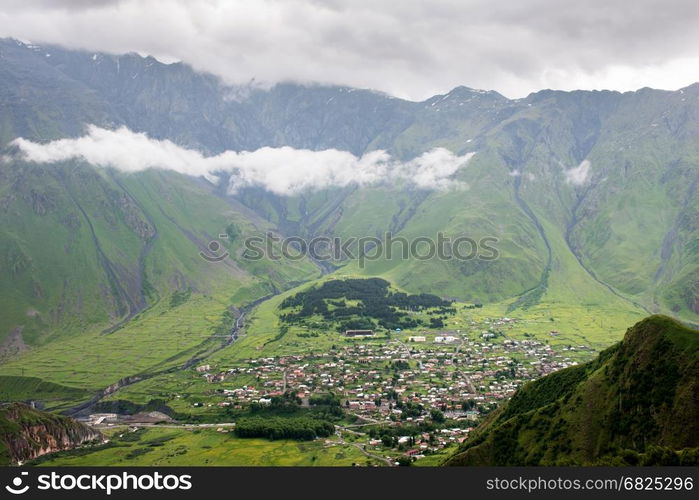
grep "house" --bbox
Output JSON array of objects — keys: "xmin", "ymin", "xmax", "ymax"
[
  {"xmin": 435, "ymin": 336, "xmax": 457, "ymax": 343},
  {"xmin": 409, "ymin": 336, "xmax": 426, "ymax": 342},
  {"xmin": 345, "ymin": 330, "xmax": 374, "ymax": 337},
  {"xmin": 88, "ymin": 413, "xmax": 118, "ymax": 425}
]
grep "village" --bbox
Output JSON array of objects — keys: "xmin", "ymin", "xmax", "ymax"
[{"xmin": 188, "ymin": 316, "xmax": 593, "ymax": 459}]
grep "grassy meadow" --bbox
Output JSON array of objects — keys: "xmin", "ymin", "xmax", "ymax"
[{"xmin": 35, "ymin": 426, "xmax": 380, "ymax": 467}]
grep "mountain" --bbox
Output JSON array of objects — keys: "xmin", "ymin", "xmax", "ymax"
[
  {"xmin": 0, "ymin": 402, "xmax": 102, "ymax": 465},
  {"xmin": 444, "ymin": 315, "xmax": 699, "ymax": 466},
  {"xmin": 0, "ymin": 38, "xmax": 697, "ymax": 406},
  {"xmin": 0, "ymin": 153, "xmax": 319, "ymax": 355}
]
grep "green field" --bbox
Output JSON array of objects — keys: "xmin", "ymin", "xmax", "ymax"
[
  {"xmin": 35, "ymin": 427, "xmax": 381, "ymax": 467},
  {"xmin": 0, "ymin": 292, "xmax": 235, "ymax": 389}
]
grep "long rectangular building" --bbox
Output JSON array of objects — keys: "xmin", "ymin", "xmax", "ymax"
[{"xmin": 345, "ymin": 329, "xmax": 374, "ymax": 337}]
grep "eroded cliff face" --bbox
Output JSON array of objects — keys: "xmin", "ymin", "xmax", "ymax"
[{"xmin": 0, "ymin": 403, "xmax": 103, "ymax": 464}]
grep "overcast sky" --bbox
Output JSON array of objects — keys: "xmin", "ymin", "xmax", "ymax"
[{"xmin": 0, "ymin": 0, "xmax": 698, "ymax": 100}]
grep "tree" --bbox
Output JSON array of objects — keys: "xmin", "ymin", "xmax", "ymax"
[
  {"xmin": 225, "ymin": 222, "xmax": 240, "ymax": 242},
  {"xmin": 430, "ymin": 409, "xmax": 446, "ymax": 423}
]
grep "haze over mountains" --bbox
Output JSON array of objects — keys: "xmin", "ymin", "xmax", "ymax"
[{"xmin": 0, "ymin": 36, "xmax": 697, "ymax": 365}]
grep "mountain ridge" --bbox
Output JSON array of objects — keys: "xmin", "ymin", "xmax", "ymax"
[{"xmin": 444, "ymin": 315, "xmax": 699, "ymax": 466}]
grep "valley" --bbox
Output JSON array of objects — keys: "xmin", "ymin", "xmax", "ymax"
[
  {"xmin": 0, "ymin": 37, "xmax": 697, "ymax": 467},
  {"xmin": 3, "ymin": 276, "xmax": 646, "ymax": 466}
]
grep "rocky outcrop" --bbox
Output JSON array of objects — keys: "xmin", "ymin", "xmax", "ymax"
[
  {"xmin": 0, "ymin": 403, "xmax": 103, "ymax": 465},
  {"xmin": 0, "ymin": 327, "xmax": 28, "ymax": 362}
]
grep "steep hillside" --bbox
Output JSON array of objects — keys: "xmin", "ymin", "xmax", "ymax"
[
  {"xmin": 0, "ymin": 403, "xmax": 102, "ymax": 465},
  {"xmin": 0, "ymin": 158, "xmax": 318, "ymax": 353},
  {"xmin": 444, "ymin": 315, "xmax": 699, "ymax": 466}
]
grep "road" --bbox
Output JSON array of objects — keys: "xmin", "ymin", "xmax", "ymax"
[
  {"xmin": 331, "ymin": 429, "xmax": 394, "ymax": 466},
  {"xmin": 394, "ymin": 338, "xmax": 424, "ymax": 370},
  {"xmin": 97, "ymin": 422, "xmax": 237, "ymax": 429}
]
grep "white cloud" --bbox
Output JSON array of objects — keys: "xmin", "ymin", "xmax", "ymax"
[
  {"xmin": 0, "ymin": 0, "xmax": 698, "ymax": 99},
  {"xmin": 10, "ymin": 125, "xmax": 474, "ymax": 195},
  {"xmin": 565, "ymin": 159, "xmax": 591, "ymax": 186}
]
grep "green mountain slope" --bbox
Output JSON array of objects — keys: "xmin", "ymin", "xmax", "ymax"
[
  {"xmin": 444, "ymin": 315, "xmax": 699, "ymax": 466},
  {"xmin": 225, "ymin": 84, "xmax": 699, "ymax": 323},
  {"xmin": 0, "ymin": 158, "xmax": 317, "ymax": 352}
]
